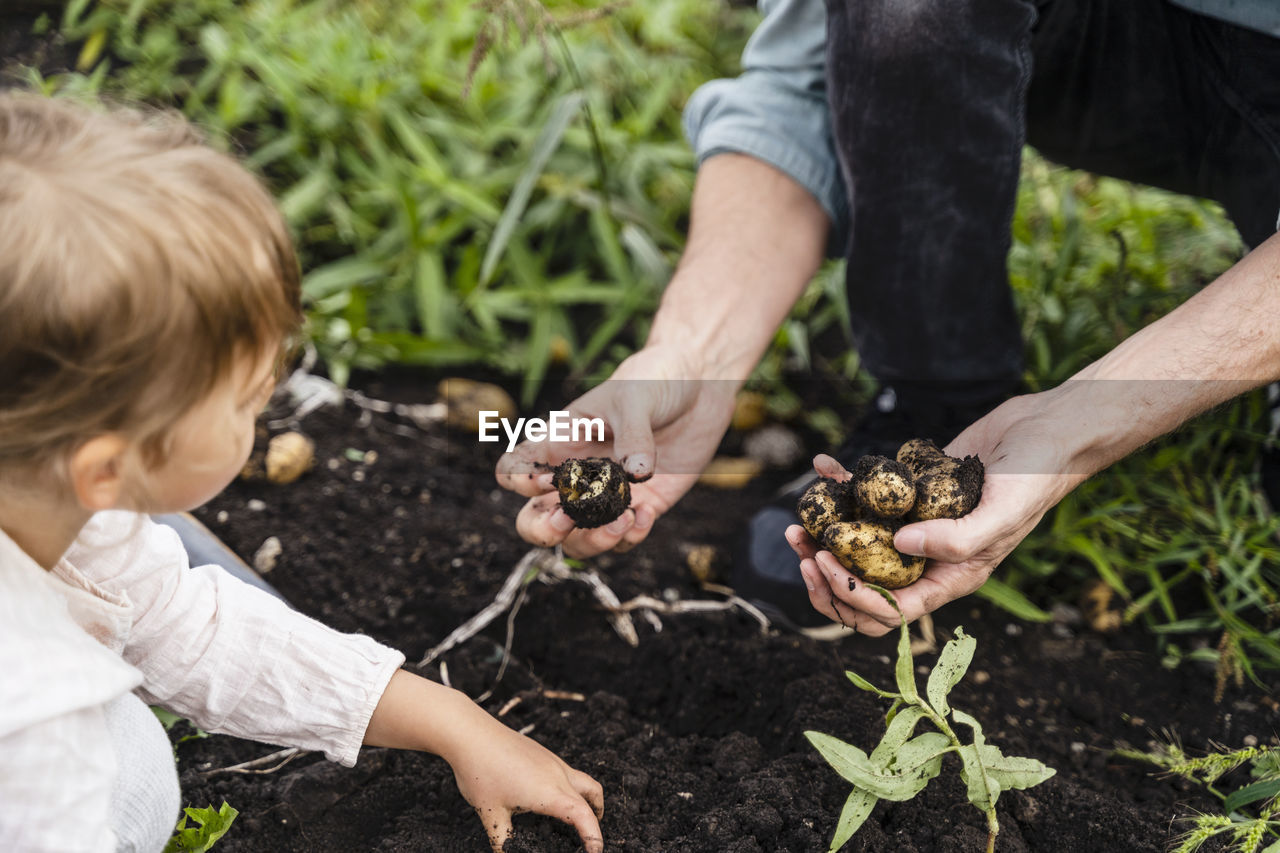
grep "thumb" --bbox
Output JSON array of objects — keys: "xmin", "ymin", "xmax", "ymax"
[
  {"xmin": 609, "ymin": 395, "xmax": 657, "ymax": 481},
  {"xmin": 895, "ymin": 516, "xmax": 985, "ymax": 565}
]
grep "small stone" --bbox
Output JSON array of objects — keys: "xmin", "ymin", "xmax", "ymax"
[
  {"xmin": 742, "ymin": 424, "xmax": 805, "ymax": 468},
  {"xmin": 246, "ymin": 499, "xmax": 267, "ymax": 512},
  {"xmin": 363, "ymin": 450, "xmax": 378, "ymax": 465},
  {"xmin": 253, "ymin": 536, "xmax": 282, "ymax": 573},
  {"xmin": 1070, "ymin": 742, "xmax": 1086, "ymax": 754},
  {"xmin": 327, "ymin": 458, "xmax": 341, "ymax": 470},
  {"xmin": 1005, "ymin": 623, "xmax": 1023, "ymax": 637},
  {"xmin": 971, "ymin": 670, "xmax": 991, "ymax": 685},
  {"xmin": 352, "ymin": 469, "xmax": 365, "ymax": 483},
  {"xmin": 216, "ymin": 511, "xmax": 229, "ymax": 524},
  {"xmin": 1244, "ymin": 735, "xmax": 1259, "ymax": 747}
]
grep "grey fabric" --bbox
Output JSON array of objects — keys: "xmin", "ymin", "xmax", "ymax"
[{"xmin": 103, "ymin": 693, "xmax": 180, "ymax": 853}]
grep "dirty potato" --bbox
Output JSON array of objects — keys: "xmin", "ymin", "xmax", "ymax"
[
  {"xmin": 907, "ymin": 454, "xmax": 984, "ymax": 521},
  {"xmin": 796, "ymin": 477, "xmax": 859, "ymax": 541},
  {"xmin": 851, "ymin": 455, "xmax": 915, "ymax": 519},
  {"xmin": 552, "ymin": 457, "xmax": 632, "ymax": 529},
  {"xmin": 820, "ymin": 520, "xmax": 925, "ymax": 589}
]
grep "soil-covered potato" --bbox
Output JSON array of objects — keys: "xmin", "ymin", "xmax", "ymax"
[
  {"xmin": 794, "ymin": 438, "xmax": 985, "ymax": 589},
  {"xmin": 851, "ymin": 455, "xmax": 915, "ymax": 519},
  {"xmin": 820, "ymin": 520, "xmax": 925, "ymax": 589},
  {"xmin": 552, "ymin": 457, "xmax": 631, "ymax": 529},
  {"xmin": 899, "ymin": 443, "xmax": 984, "ymax": 521},
  {"xmin": 796, "ymin": 477, "xmax": 859, "ymax": 541}
]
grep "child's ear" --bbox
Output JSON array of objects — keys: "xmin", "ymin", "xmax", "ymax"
[{"xmin": 68, "ymin": 434, "xmax": 132, "ymax": 511}]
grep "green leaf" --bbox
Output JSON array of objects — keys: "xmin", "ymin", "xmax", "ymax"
[
  {"xmin": 977, "ymin": 744, "xmax": 1055, "ymax": 791},
  {"xmin": 845, "ymin": 670, "xmax": 898, "ymax": 700},
  {"xmin": 953, "ymin": 711, "xmax": 1000, "ymax": 812},
  {"xmin": 827, "ymin": 789, "xmax": 877, "ymax": 853},
  {"xmin": 870, "ymin": 706, "xmax": 928, "ymax": 766},
  {"xmin": 894, "ymin": 614, "xmax": 919, "ymax": 703},
  {"xmin": 479, "ymin": 91, "xmax": 584, "ymax": 287},
  {"xmin": 926, "ymin": 627, "xmax": 976, "ymax": 718},
  {"xmin": 163, "ymin": 802, "xmax": 238, "ymax": 853},
  {"xmin": 975, "ymin": 577, "xmax": 1052, "ymax": 623},
  {"xmin": 804, "ymin": 731, "xmax": 942, "ymax": 802},
  {"xmin": 302, "ymin": 257, "xmax": 385, "ymax": 301},
  {"xmin": 1224, "ymin": 779, "xmax": 1280, "ymax": 816}
]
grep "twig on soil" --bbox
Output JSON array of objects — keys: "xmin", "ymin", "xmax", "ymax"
[
  {"xmin": 476, "ymin": 579, "xmax": 532, "ymax": 703},
  {"xmin": 202, "ymin": 747, "xmax": 305, "ymax": 777},
  {"xmin": 439, "ymin": 661, "xmax": 451, "ymax": 689},
  {"xmin": 269, "ymin": 356, "xmax": 448, "ymax": 433},
  {"xmin": 415, "ymin": 548, "xmax": 548, "ymax": 669},
  {"xmin": 497, "ymin": 696, "xmax": 523, "ymax": 717}
]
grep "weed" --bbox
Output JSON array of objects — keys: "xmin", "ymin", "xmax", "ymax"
[
  {"xmin": 806, "ymin": 587, "xmax": 1054, "ymax": 853},
  {"xmin": 1117, "ymin": 740, "xmax": 1280, "ymax": 853}
]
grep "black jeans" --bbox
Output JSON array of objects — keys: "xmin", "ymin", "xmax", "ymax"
[{"xmin": 825, "ymin": 0, "xmax": 1280, "ymax": 389}]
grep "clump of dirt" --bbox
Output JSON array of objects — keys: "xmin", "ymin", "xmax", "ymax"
[
  {"xmin": 170, "ymin": 374, "xmax": 1273, "ymax": 852},
  {"xmin": 553, "ymin": 457, "xmax": 631, "ymax": 529}
]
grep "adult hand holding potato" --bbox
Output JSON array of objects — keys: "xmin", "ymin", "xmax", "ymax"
[
  {"xmin": 495, "ymin": 346, "xmax": 737, "ymax": 559},
  {"xmin": 787, "ymin": 393, "xmax": 1080, "ymax": 635}
]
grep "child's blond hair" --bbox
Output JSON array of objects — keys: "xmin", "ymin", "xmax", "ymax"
[{"xmin": 0, "ymin": 93, "xmax": 302, "ymax": 473}]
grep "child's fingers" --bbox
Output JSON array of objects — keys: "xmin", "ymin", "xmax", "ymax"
[
  {"xmin": 553, "ymin": 795, "xmax": 605, "ymax": 853},
  {"xmin": 571, "ymin": 769, "xmax": 605, "ymax": 819},
  {"xmin": 481, "ymin": 808, "xmax": 514, "ymax": 853}
]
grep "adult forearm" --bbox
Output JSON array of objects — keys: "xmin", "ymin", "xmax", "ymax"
[
  {"xmin": 645, "ymin": 153, "xmax": 830, "ymax": 381},
  {"xmin": 1045, "ymin": 232, "xmax": 1280, "ymax": 479}
]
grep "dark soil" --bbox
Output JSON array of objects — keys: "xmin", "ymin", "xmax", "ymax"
[{"xmin": 170, "ymin": 373, "xmax": 1278, "ymax": 853}]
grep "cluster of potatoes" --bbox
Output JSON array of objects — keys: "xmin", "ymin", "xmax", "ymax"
[{"xmin": 797, "ymin": 439, "xmax": 984, "ymax": 589}]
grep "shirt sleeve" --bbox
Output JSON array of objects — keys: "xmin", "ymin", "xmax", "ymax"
[
  {"xmin": 0, "ymin": 706, "xmax": 117, "ymax": 853},
  {"xmin": 69, "ymin": 512, "xmax": 406, "ymax": 767},
  {"xmin": 682, "ymin": 0, "xmax": 848, "ymax": 252}
]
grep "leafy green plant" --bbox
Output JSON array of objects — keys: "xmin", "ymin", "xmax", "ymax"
[
  {"xmin": 162, "ymin": 802, "xmax": 239, "ymax": 853},
  {"xmin": 806, "ymin": 588, "xmax": 1055, "ymax": 853},
  {"xmin": 1116, "ymin": 740, "xmax": 1280, "ymax": 852}
]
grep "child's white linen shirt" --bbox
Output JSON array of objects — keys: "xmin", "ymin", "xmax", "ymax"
[{"xmin": 0, "ymin": 511, "xmax": 405, "ymax": 852}]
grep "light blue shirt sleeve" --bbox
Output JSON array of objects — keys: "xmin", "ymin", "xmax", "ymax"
[{"xmin": 682, "ymin": 0, "xmax": 848, "ymax": 255}]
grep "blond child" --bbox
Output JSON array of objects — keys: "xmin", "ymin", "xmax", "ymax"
[{"xmin": 0, "ymin": 93, "xmax": 604, "ymax": 853}]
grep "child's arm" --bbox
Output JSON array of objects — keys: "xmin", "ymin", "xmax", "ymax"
[{"xmin": 365, "ymin": 670, "xmax": 605, "ymax": 853}]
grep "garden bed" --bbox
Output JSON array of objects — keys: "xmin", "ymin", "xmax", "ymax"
[{"xmin": 173, "ymin": 373, "xmax": 1277, "ymax": 853}]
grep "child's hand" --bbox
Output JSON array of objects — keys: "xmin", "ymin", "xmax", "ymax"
[
  {"xmin": 364, "ymin": 670, "xmax": 604, "ymax": 852},
  {"xmin": 449, "ymin": 722, "xmax": 604, "ymax": 852}
]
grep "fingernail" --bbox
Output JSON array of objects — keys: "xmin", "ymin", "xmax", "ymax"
[
  {"xmin": 634, "ymin": 505, "xmax": 654, "ymax": 530},
  {"xmin": 626, "ymin": 454, "xmax": 653, "ymax": 478},
  {"xmin": 896, "ymin": 528, "xmax": 925, "ymax": 556},
  {"xmin": 606, "ymin": 512, "xmax": 634, "ymax": 535},
  {"xmin": 550, "ymin": 509, "xmax": 575, "ymax": 532},
  {"xmin": 536, "ymin": 472, "xmax": 554, "ymax": 490}
]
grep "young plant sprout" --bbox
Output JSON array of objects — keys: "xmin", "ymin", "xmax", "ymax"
[
  {"xmin": 552, "ymin": 457, "xmax": 632, "ymax": 528},
  {"xmin": 806, "ymin": 587, "xmax": 1055, "ymax": 853},
  {"xmin": 797, "ymin": 440, "xmax": 985, "ymax": 588}
]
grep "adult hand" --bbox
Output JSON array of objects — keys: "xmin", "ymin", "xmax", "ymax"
[
  {"xmin": 787, "ymin": 392, "xmax": 1084, "ymax": 635},
  {"xmin": 494, "ymin": 345, "xmax": 737, "ymax": 558}
]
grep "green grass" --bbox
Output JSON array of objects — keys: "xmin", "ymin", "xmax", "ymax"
[{"xmin": 10, "ymin": 0, "xmax": 1279, "ymax": 678}]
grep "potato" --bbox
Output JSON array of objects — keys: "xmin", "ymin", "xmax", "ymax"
[
  {"xmin": 820, "ymin": 520, "xmax": 925, "ymax": 589},
  {"xmin": 796, "ymin": 477, "xmax": 858, "ymax": 541},
  {"xmin": 851, "ymin": 455, "xmax": 915, "ymax": 519},
  {"xmin": 265, "ymin": 431, "xmax": 315, "ymax": 484},
  {"xmin": 896, "ymin": 438, "xmax": 946, "ymax": 478},
  {"xmin": 912, "ymin": 455, "xmax": 984, "ymax": 520},
  {"xmin": 552, "ymin": 457, "xmax": 631, "ymax": 529}
]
